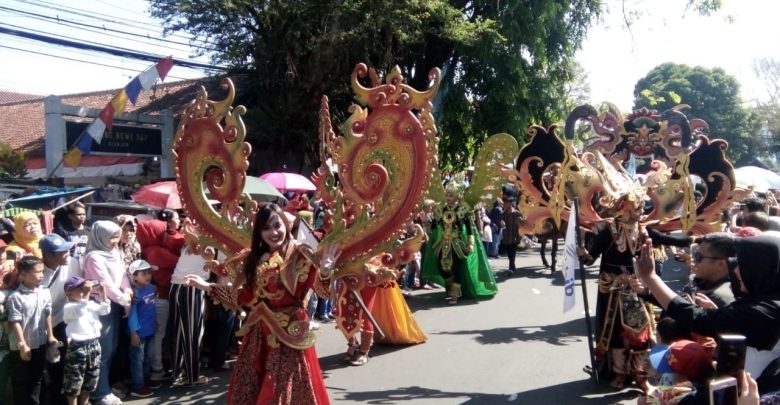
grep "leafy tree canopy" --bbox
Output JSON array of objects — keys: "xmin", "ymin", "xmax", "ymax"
[
  {"xmin": 0, "ymin": 141, "xmax": 27, "ymax": 179},
  {"xmin": 749, "ymin": 58, "xmax": 780, "ymax": 161},
  {"xmin": 149, "ymin": 0, "xmax": 601, "ymax": 172},
  {"xmin": 632, "ymin": 62, "xmax": 754, "ymax": 163}
]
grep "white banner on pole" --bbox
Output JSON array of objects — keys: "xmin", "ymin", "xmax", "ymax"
[{"xmin": 563, "ymin": 207, "xmax": 578, "ymax": 312}]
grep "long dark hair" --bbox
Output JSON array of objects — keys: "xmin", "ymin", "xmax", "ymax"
[{"xmin": 242, "ymin": 204, "xmax": 291, "ymax": 287}]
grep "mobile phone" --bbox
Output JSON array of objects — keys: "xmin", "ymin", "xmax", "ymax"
[
  {"xmin": 716, "ymin": 334, "xmax": 747, "ymax": 377},
  {"xmin": 709, "ymin": 376, "xmax": 738, "ymax": 405}
]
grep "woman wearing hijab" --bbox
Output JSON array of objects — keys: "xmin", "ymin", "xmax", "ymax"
[
  {"xmin": 83, "ymin": 221, "xmax": 131, "ymax": 405},
  {"xmin": 636, "ymin": 234, "xmax": 780, "ymax": 393},
  {"xmin": 7, "ymin": 211, "xmax": 43, "ymax": 258}
]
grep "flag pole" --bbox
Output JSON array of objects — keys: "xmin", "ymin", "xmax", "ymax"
[{"xmin": 574, "ymin": 197, "xmax": 598, "ymax": 382}]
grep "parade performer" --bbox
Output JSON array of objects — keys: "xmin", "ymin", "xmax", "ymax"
[
  {"xmin": 171, "ymin": 61, "xmax": 443, "ymax": 402},
  {"xmin": 577, "ymin": 192, "xmax": 653, "ymax": 391},
  {"xmin": 185, "ymin": 204, "xmax": 339, "ymax": 404},
  {"xmin": 511, "ymin": 104, "xmax": 740, "ymax": 392},
  {"xmin": 422, "ymin": 181, "xmax": 497, "ymax": 304},
  {"xmin": 332, "ymin": 254, "xmax": 426, "ymax": 366},
  {"xmin": 372, "ymin": 277, "xmax": 427, "ymax": 345}
]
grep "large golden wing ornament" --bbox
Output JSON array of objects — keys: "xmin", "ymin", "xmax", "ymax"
[
  {"xmin": 173, "ymin": 79, "xmax": 255, "ymax": 278},
  {"xmin": 463, "ymin": 133, "xmax": 519, "ymax": 208},
  {"xmin": 315, "ymin": 63, "xmax": 440, "ymax": 286}
]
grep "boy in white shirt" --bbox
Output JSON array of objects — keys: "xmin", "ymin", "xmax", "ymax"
[{"xmin": 62, "ymin": 276, "xmax": 110, "ymax": 405}]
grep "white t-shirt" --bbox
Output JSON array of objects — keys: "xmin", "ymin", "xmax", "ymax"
[
  {"xmin": 63, "ymin": 299, "xmax": 111, "ymax": 342},
  {"xmin": 170, "ymin": 246, "xmax": 210, "ymax": 285},
  {"xmin": 43, "ymin": 257, "xmax": 82, "ymax": 326}
]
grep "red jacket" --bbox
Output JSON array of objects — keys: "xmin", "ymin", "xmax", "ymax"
[{"xmin": 135, "ymin": 220, "xmax": 185, "ymax": 300}]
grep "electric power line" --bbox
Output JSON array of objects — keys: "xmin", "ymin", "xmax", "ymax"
[
  {"xmin": 0, "ymin": 5, "xmax": 216, "ymax": 52},
  {"xmin": 0, "ymin": 22, "xmax": 192, "ymax": 58},
  {"xmin": 12, "ymin": 0, "xmax": 211, "ymax": 45},
  {"xmin": 0, "ymin": 43, "xmax": 196, "ymax": 81},
  {"xmin": 0, "ymin": 25, "xmax": 227, "ymax": 70}
]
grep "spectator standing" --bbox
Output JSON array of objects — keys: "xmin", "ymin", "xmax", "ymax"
[
  {"xmin": 83, "ymin": 221, "xmax": 131, "ymax": 405},
  {"xmin": 113, "ymin": 215, "xmax": 141, "ymax": 270},
  {"xmin": 127, "ymin": 260, "xmax": 157, "ymax": 397},
  {"xmin": 62, "ymin": 277, "xmax": 110, "ymax": 405},
  {"xmin": 487, "ymin": 199, "xmax": 503, "ymax": 258},
  {"xmin": 170, "ymin": 232, "xmax": 209, "ymax": 386},
  {"xmin": 0, "ymin": 283, "xmax": 11, "ymax": 402},
  {"xmin": 6, "ymin": 255, "xmax": 58, "ymax": 405},
  {"xmin": 55, "ymin": 202, "xmax": 91, "ymax": 262},
  {"xmin": 7, "ymin": 211, "xmax": 43, "ymax": 258},
  {"xmin": 500, "ymin": 198, "xmax": 523, "ymax": 273},
  {"xmin": 41, "ymin": 233, "xmax": 82, "ymax": 405},
  {"xmin": 135, "ymin": 214, "xmax": 184, "ymax": 385}
]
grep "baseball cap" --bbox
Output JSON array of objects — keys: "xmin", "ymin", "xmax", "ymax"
[
  {"xmin": 40, "ymin": 234, "xmax": 75, "ymax": 253},
  {"xmin": 650, "ymin": 340, "xmax": 714, "ymax": 382},
  {"xmin": 113, "ymin": 214, "xmax": 136, "ymax": 228},
  {"xmin": 64, "ymin": 276, "xmax": 87, "ymax": 292},
  {"xmin": 128, "ymin": 259, "xmax": 158, "ymax": 274}
]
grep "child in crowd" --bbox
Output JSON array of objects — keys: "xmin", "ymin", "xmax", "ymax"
[
  {"xmin": 128, "ymin": 260, "xmax": 158, "ymax": 397},
  {"xmin": 0, "ymin": 284, "xmax": 10, "ymax": 402},
  {"xmin": 5, "ymin": 255, "xmax": 58, "ymax": 405},
  {"xmin": 62, "ymin": 276, "xmax": 110, "ymax": 405}
]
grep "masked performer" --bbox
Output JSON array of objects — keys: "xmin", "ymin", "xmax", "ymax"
[
  {"xmin": 578, "ymin": 193, "xmax": 652, "ymax": 391},
  {"xmin": 185, "ymin": 204, "xmax": 339, "ymax": 405},
  {"xmin": 422, "ymin": 182, "xmax": 497, "ymax": 305}
]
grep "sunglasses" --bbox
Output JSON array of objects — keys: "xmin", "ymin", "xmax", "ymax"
[{"xmin": 692, "ymin": 251, "xmax": 726, "ymax": 264}]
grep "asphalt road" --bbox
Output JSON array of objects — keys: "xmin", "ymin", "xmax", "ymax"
[{"xmin": 125, "ymin": 246, "xmax": 691, "ymax": 405}]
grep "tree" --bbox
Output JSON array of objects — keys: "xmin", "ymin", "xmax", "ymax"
[
  {"xmin": 149, "ymin": 0, "xmax": 602, "ymax": 172},
  {"xmin": 749, "ymin": 58, "xmax": 780, "ymax": 159},
  {"xmin": 0, "ymin": 141, "xmax": 27, "ymax": 179},
  {"xmin": 632, "ymin": 63, "xmax": 754, "ymax": 163}
]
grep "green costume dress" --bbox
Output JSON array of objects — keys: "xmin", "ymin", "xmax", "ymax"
[{"xmin": 421, "ymin": 202, "xmax": 497, "ymax": 299}]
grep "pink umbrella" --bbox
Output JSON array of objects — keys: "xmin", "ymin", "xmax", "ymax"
[
  {"xmin": 260, "ymin": 172, "xmax": 316, "ymax": 192},
  {"xmin": 131, "ymin": 181, "xmax": 182, "ymax": 209}
]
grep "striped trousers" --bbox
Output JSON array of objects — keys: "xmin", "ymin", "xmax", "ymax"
[{"xmin": 170, "ymin": 283, "xmax": 205, "ymax": 384}]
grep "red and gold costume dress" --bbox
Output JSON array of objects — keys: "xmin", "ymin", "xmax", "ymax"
[{"xmin": 208, "ymin": 243, "xmax": 330, "ymax": 405}]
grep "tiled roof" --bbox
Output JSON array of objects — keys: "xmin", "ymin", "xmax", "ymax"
[
  {"xmin": 0, "ymin": 77, "xmax": 235, "ymax": 158},
  {"xmin": 0, "ymin": 90, "xmax": 42, "ymax": 105}
]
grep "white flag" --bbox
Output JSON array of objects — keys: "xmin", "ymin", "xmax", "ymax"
[{"xmin": 563, "ymin": 207, "xmax": 578, "ymax": 313}]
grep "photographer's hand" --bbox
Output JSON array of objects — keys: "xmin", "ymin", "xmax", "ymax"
[
  {"xmin": 738, "ymin": 371, "xmax": 759, "ymax": 405},
  {"xmin": 693, "ymin": 293, "xmax": 718, "ymax": 310}
]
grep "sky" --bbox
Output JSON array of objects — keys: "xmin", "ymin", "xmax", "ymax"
[
  {"xmin": 577, "ymin": 0, "xmax": 780, "ymax": 110},
  {"xmin": 1, "ymin": 0, "xmax": 779, "ymax": 111}
]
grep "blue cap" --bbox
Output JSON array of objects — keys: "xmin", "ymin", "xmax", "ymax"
[
  {"xmin": 64, "ymin": 276, "xmax": 87, "ymax": 291},
  {"xmin": 40, "ymin": 234, "xmax": 75, "ymax": 253}
]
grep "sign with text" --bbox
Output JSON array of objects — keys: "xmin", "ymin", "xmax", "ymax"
[{"xmin": 65, "ymin": 121, "xmax": 162, "ymax": 156}]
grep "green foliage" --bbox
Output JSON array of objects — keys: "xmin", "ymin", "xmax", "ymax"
[
  {"xmin": 0, "ymin": 141, "xmax": 27, "ymax": 179},
  {"xmin": 632, "ymin": 63, "xmax": 752, "ymax": 162},
  {"xmin": 149, "ymin": 0, "xmax": 601, "ymax": 172},
  {"xmin": 749, "ymin": 58, "xmax": 780, "ymax": 159}
]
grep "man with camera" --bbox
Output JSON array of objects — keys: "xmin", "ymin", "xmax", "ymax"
[
  {"xmin": 635, "ymin": 234, "xmax": 780, "ymax": 395},
  {"xmin": 687, "ymin": 233, "xmax": 737, "ymax": 309}
]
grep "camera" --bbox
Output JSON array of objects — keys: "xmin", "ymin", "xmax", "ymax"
[{"xmin": 709, "ymin": 376, "xmax": 738, "ymax": 405}]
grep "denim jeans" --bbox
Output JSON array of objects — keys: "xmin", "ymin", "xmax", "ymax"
[
  {"xmin": 91, "ymin": 303, "xmax": 121, "ymax": 401},
  {"xmin": 129, "ymin": 335, "xmax": 154, "ymax": 389},
  {"xmin": 315, "ymin": 296, "xmax": 332, "ymax": 318},
  {"xmin": 490, "ymin": 229, "xmax": 501, "ymax": 256}
]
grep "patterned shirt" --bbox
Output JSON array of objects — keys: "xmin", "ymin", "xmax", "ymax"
[{"xmin": 5, "ymin": 284, "xmax": 52, "ymax": 350}]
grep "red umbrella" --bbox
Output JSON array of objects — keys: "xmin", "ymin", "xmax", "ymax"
[
  {"xmin": 260, "ymin": 172, "xmax": 316, "ymax": 192},
  {"xmin": 131, "ymin": 181, "xmax": 182, "ymax": 209}
]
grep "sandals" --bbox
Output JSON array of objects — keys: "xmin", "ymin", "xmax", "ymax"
[
  {"xmin": 344, "ymin": 343, "xmax": 358, "ymax": 362},
  {"xmin": 609, "ymin": 375, "xmax": 626, "ymax": 390}
]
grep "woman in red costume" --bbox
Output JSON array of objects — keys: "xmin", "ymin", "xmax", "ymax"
[{"xmin": 185, "ymin": 203, "xmax": 338, "ymax": 405}]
